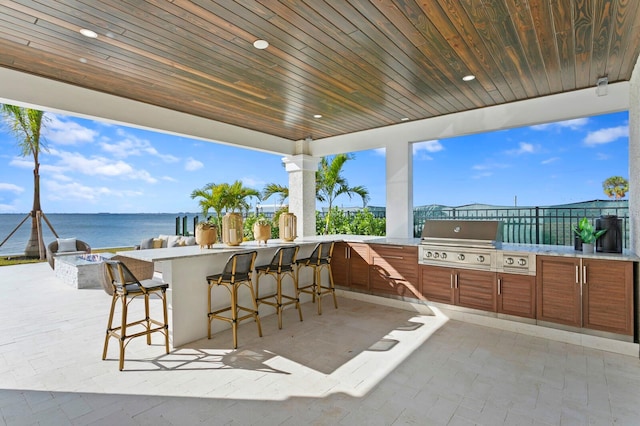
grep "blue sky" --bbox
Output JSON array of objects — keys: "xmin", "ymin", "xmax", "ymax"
[{"xmin": 0, "ymin": 110, "xmax": 629, "ymax": 213}]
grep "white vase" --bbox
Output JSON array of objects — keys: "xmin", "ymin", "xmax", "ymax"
[{"xmin": 582, "ymin": 243, "xmax": 595, "ymax": 253}]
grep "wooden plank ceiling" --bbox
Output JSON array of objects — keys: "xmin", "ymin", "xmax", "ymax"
[{"xmin": 0, "ymin": 0, "xmax": 639, "ymax": 143}]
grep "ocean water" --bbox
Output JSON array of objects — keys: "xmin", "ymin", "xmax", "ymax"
[{"xmin": 0, "ymin": 213, "xmax": 200, "ymax": 256}]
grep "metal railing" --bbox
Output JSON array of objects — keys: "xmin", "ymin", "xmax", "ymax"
[{"xmin": 413, "ymin": 202, "xmax": 630, "ymax": 248}]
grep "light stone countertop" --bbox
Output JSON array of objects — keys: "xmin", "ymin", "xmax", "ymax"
[
  {"xmin": 117, "ymin": 235, "xmax": 639, "ymax": 263},
  {"xmin": 500, "ymin": 243, "xmax": 640, "ymax": 262}
]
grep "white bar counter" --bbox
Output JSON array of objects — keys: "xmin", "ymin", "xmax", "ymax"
[{"xmin": 117, "ymin": 236, "xmax": 371, "ymax": 347}]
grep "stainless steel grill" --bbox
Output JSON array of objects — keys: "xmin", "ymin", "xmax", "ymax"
[
  {"xmin": 419, "ymin": 220, "xmax": 535, "ymax": 274},
  {"xmin": 419, "ymin": 220, "xmax": 502, "ymax": 271}
]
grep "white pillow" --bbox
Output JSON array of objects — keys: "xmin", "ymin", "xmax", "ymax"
[
  {"xmin": 57, "ymin": 237, "xmax": 77, "ymax": 253},
  {"xmin": 167, "ymin": 235, "xmax": 181, "ymax": 248}
]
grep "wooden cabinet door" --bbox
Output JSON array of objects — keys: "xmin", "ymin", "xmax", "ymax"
[
  {"xmin": 331, "ymin": 242, "xmax": 349, "ymax": 286},
  {"xmin": 582, "ymin": 259, "xmax": 633, "ymax": 335},
  {"xmin": 419, "ymin": 265, "xmax": 454, "ymax": 304},
  {"xmin": 348, "ymin": 243, "xmax": 370, "ymax": 290},
  {"xmin": 369, "ymin": 244, "xmax": 419, "ymax": 298},
  {"xmin": 455, "ymin": 269, "xmax": 497, "ymax": 312},
  {"xmin": 497, "ymin": 273, "xmax": 536, "ymax": 318},
  {"xmin": 536, "ymin": 256, "xmax": 581, "ymax": 327}
]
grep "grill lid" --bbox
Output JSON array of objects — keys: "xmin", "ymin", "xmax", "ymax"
[{"xmin": 420, "ymin": 220, "xmax": 503, "ymax": 248}]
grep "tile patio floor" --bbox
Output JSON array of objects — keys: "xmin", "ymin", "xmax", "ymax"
[{"xmin": 1, "ymin": 262, "xmax": 639, "ymax": 425}]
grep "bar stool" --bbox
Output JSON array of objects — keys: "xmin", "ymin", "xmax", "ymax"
[
  {"xmin": 296, "ymin": 241, "xmax": 336, "ymax": 315},
  {"xmin": 103, "ymin": 260, "xmax": 170, "ymax": 371},
  {"xmin": 206, "ymin": 251, "xmax": 262, "ymax": 348},
  {"xmin": 255, "ymin": 245, "xmax": 302, "ymax": 329}
]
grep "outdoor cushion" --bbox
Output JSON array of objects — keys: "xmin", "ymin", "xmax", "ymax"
[
  {"xmin": 167, "ymin": 235, "xmax": 181, "ymax": 247},
  {"xmin": 139, "ymin": 237, "xmax": 154, "ymax": 250},
  {"xmin": 57, "ymin": 237, "xmax": 77, "ymax": 253},
  {"xmin": 152, "ymin": 238, "xmax": 163, "ymax": 248}
]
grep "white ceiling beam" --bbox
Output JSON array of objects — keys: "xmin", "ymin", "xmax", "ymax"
[
  {"xmin": 0, "ymin": 67, "xmax": 295, "ymax": 156},
  {"xmin": 310, "ymin": 82, "xmax": 630, "ymax": 157}
]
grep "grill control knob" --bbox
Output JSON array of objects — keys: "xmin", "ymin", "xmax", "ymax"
[
  {"xmin": 441, "ymin": 253, "xmax": 447, "ymax": 259},
  {"xmin": 477, "ymin": 255, "xmax": 485, "ymax": 262},
  {"xmin": 458, "ymin": 254, "xmax": 465, "ymax": 261},
  {"xmin": 518, "ymin": 258, "xmax": 527, "ymax": 266},
  {"xmin": 506, "ymin": 257, "xmax": 514, "ymax": 265},
  {"xmin": 425, "ymin": 251, "xmax": 432, "ymax": 258},
  {"xmin": 434, "ymin": 252, "xmax": 440, "ymax": 258}
]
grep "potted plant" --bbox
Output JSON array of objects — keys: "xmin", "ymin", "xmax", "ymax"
[
  {"xmin": 221, "ymin": 180, "xmax": 260, "ymax": 246},
  {"xmin": 252, "ymin": 216, "xmax": 272, "ymax": 245},
  {"xmin": 195, "ymin": 219, "xmax": 218, "ymax": 249},
  {"xmin": 573, "ymin": 217, "xmax": 606, "ymax": 253}
]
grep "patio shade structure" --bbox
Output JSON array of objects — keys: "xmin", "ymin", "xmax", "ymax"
[{"xmin": 1, "ymin": 0, "xmax": 640, "ymax": 245}]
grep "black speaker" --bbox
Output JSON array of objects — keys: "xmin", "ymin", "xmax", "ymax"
[{"xmin": 596, "ymin": 215, "xmax": 623, "ymax": 254}]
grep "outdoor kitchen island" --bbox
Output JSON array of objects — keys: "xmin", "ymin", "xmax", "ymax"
[
  {"xmin": 117, "ymin": 233, "xmax": 639, "ymax": 356},
  {"xmin": 116, "ymin": 235, "xmax": 381, "ymax": 347}
]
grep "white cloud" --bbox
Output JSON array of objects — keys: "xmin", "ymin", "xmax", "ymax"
[
  {"xmin": 0, "ymin": 203, "xmax": 17, "ymax": 212},
  {"xmin": 531, "ymin": 118, "xmax": 589, "ymax": 131},
  {"xmin": 162, "ymin": 176, "xmax": 177, "ymax": 182},
  {"xmin": 584, "ymin": 125, "xmax": 628, "ymax": 146},
  {"xmin": 242, "ymin": 177, "xmax": 266, "ymax": 188},
  {"xmin": 44, "ymin": 180, "xmax": 142, "ymax": 202},
  {"xmin": 541, "ymin": 157, "xmax": 560, "ymax": 165},
  {"xmin": 472, "ymin": 172, "xmax": 493, "ymax": 179},
  {"xmin": 373, "ymin": 148, "xmax": 385, "ymax": 156},
  {"xmin": 413, "ymin": 140, "xmax": 443, "ymax": 154},
  {"xmin": 506, "ymin": 142, "xmax": 537, "ymax": 155},
  {"xmin": 8, "ymin": 157, "xmax": 32, "ymax": 169},
  {"xmin": 472, "ymin": 162, "xmax": 510, "ymax": 172},
  {"xmin": 0, "ymin": 183, "xmax": 23, "ymax": 193},
  {"xmin": 44, "ymin": 115, "xmax": 98, "ymax": 145},
  {"xmin": 185, "ymin": 157, "xmax": 203, "ymax": 171},
  {"xmin": 47, "ymin": 148, "xmax": 158, "ymax": 183},
  {"xmin": 100, "ymin": 131, "xmax": 179, "ymax": 162}
]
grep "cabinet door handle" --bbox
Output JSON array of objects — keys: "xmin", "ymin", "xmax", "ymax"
[
  {"xmin": 575, "ymin": 265, "xmax": 579, "ymax": 284},
  {"xmin": 583, "ymin": 266, "xmax": 587, "ymax": 285},
  {"xmin": 385, "ymin": 255, "xmax": 403, "ymax": 259},
  {"xmin": 497, "ymin": 278, "xmax": 502, "ymax": 295},
  {"xmin": 455, "ymin": 274, "xmax": 458, "ymax": 289},
  {"xmin": 450, "ymin": 274, "xmax": 454, "ymax": 289}
]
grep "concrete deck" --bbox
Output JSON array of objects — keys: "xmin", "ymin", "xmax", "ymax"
[{"xmin": 1, "ymin": 262, "xmax": 639, "ymax": 425}]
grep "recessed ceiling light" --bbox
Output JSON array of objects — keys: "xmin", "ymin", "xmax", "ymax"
[
  {"xmin": 79, "ymin": 28, "xmax": 98, "ymax": 38},
  {"xmin": 313, "ymin": 114, "xmax": 322, "ymax": 119},
  {"xmin": 401, "ymin": 117, "xmax": 409, "ymax": 121},
  {"xmin": 253, "ymin": 39, "xmax": 269, "ymax": 49},
  {"xmin": 462, "ymin": 75, "xmax": 475, "ymax": 82},
  {"xmin": 79, "ymin": 58, "xmax": 87, "ymax": 64}
]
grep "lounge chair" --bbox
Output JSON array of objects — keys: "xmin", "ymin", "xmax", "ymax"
[{"xmin": 46, "ymin": 238, "xmax": 91, "ymax": 269}]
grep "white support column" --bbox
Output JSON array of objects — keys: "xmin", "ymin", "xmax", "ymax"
[
  {"xmin": 629, "ymin": 56, "xmax": 640, "ymax": 254},
  {"xmin": 283, "ymin": 155, "xmax": 320, "ymax": 237},
  {"xmin": 385, "ymin": 142, "xmax": 413, "ymax": 238}
]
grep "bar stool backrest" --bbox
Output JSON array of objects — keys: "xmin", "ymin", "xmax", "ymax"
[
  {"xmin": 269, "ymin": 245, "xmax": 298, "ymax": 272},
  {"xmin": 221, "ymin": 251, "xmax": 257, "ymax": 283},
  {"xmin": 308, "ymin": 242, "xmax": 334, "ymax": 265},
  {"xmin": 104, "ymin": 260, "xmax": 141, "ymax": 295}
]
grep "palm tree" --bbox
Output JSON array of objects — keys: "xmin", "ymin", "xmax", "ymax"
[
  {"xmin": 262, "ymin": 183, "xmax": 289, "ymax": 207},
  {"xmin": 190, "ymin": 182, "xmax": 229, "ymax": 232},
  {"xmin": 190, "ymin": 180, "xmax": 260, "ymax": 230},
  {"xmin": 0, "ymin": 104, "xmax": 55, "ymax": 258},
  {"xmin": 316, "ymin": 154, "xmax": 369, "ymax": 234},
  {"xmin": 224, "ymin": 180, "xmax": 261, "ymax": 212},
  {"xmin": 602, "ymin": 176, "xmax": 629, "ymax": 200}
]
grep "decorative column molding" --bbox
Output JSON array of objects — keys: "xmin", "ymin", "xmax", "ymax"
[
  {"xmin": 385, "ymin": 142, "xmax": 413, "ymax": 238},
  {"xmin": 282, "ymin": 154, "xmax": 321, "ymax": 238},
  {"xmin": 629, "ymin": 55, "xmax": 640, "ymax": 254}
]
